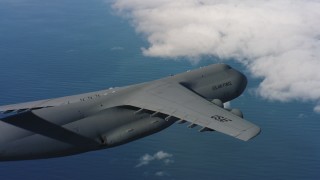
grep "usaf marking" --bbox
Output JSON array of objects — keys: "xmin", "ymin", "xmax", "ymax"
[
  {"xmin": 212, "ymin": 81, "xmax": 232, "ymax": 90},
  {"xmin": 211, "ymin": 115, "xmax": 232, "ymax": 122}
]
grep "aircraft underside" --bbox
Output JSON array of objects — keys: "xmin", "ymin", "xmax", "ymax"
[{"xmin": 0, "ymin": 106, "xmax": 175, "ymax": 161}]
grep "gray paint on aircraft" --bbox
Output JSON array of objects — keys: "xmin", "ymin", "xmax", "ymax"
[{"xmin": 0, "ymin": 64, "xmax": 260, "ymax": 161}]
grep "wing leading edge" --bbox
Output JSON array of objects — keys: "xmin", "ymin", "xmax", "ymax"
[
  {"xmin": 126, "ymin": 81, "xmax": 261, "ymax": 141},
  {"xmin": 0, "ymin": 89, "xmax": 115, "ymax": 114}
]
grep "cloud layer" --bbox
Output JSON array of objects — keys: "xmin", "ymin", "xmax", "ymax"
[{"xmin": 113, "ymin": 0, "xmax": 320, "ymax": 111}]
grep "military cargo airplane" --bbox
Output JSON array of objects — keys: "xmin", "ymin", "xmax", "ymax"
[{"xmin": 0, "ymin": 64, "xmax": 260, "ymax": 161}]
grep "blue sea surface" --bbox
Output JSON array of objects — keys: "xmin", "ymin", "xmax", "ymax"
[{"xmin": 0, "ymin": 0, "xmax": 319, "ymax": 179}]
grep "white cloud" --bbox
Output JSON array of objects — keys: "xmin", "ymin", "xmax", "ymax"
[
  {"xmin": 163, "ymin": 158, "xmax": 174, "ymax": 165},
  {"xmin": 223, "ymin": 101, "xmax": 231, "ymax": 109},
  {"xmin": 153, "ymin": 150, "xmax": 172, "ymax": 160},
  {"xmin": 155, "ymin": 171, "xmax": 171, "ymax": 177},
  {"xmin": 155, "ymin": 171, "xmax": 165, "ymax": 177},
  {"xmin": 136, "ymin": 154, "xmax": 153, "ymax": 167},
  {"xmin": 135, "ymin": 151, "xmax": 173, "ymax": 167},
  {"xmin": 314, "ymin": 105, "xmax": 320, "ymax": 114},
  {"xmin": 298, "ymin": 113, "xmax": 307, "ymax": 119},
  {"xmin": 113, "ymin": 0, "xmax": 320, "ymax": 110}
]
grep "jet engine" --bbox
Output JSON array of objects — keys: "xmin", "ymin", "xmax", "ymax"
[
  {"xmin": 104, "ymin": 116, "xmax": 174, "ymax": 147},
  {"xmin": 211, "ymin": 99, "xmax": 223, "ymax": 108},
  {"xmin": 212, "ymin": 99, "xmax": 243, "ymax": 118}
]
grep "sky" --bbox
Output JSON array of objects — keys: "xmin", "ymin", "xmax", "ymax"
[
  {"xmin": 0, "ymin": 1, "xmax": 319, "ymax": 179},
  {"xmin": 111, "ymin": 0, "xmax": 320, "ymax": 113}
]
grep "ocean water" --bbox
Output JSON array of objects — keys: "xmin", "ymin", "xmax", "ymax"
[{"xmin": 0, "ymin": 0, "xmax": 319, "ymax": 179}]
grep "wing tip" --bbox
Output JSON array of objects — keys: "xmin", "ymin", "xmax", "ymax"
[{"xmin": 236, "ymin": 125, "xmax": 261, "ymax": 141}]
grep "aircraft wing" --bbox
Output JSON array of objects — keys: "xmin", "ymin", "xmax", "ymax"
[
  {"xmin": 0, "ymin": 89, "xmax": 111, "ymax": 114},
  {"xmin": 0, "ymin": 99, "xmax": 56, "ymax": 114},
  {"xmin": 126, "ymin": 81, "xmax": 260, "ymax": 141}
]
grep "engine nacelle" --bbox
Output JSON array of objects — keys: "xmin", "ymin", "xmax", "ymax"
[
  {"xmin": 230, "ymin": 108, "xmax": 243, "ymax": 118},
  {"xmin": 211, "ymin": 99, "xmax": 224, "ymax": 108},
  {"xmin": 105, "ymin": 117, "xmax": 174, "ymax": 147}
]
